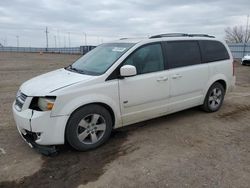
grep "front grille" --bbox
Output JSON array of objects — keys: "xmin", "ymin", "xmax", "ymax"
[
  {"xmin": 15, "ymin": 92, "xmax": 27, "ymax": 111},
  {"xmin": 19, "ymin": 92, "xmax": 27, "ymax": 102}
]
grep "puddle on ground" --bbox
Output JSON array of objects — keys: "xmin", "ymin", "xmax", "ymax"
[{"xmin": 0, "ymin": 130, "xmax": 139, "ymax": 188}]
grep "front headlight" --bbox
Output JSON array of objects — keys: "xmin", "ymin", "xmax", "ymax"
[
  {"xmin": 30, "ymin": 96, "xmax": 56, "ymax": 111},
  {"xmin": 38, "ymin": 97, "xmax": 56, "ymax": 111}
]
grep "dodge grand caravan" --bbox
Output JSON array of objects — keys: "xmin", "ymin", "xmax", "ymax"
[{"xmin": 13, "ymin": 33, "xmax": 235, "ymax": 155}]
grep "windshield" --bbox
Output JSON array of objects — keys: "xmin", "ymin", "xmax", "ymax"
[{"xmin": 68, "ymin": 43, "xmax": 135, "ymax": 75}]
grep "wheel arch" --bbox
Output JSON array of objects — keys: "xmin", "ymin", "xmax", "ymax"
[
  {"xmin": 67, "ymin": 102, "xmax": 116, "ymax": 128},
  {"xmin": 64, "ymin": 102, "xmax": 118, "ymax": 145},
  {"xmin": 203, "ymin": 75, "xmax": 228, "ymax": 102},
  {"xmin": 216, "ymin": 79, "xmax": 227, "ymax": 91}
]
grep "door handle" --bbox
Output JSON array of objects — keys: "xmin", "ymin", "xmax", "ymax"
[
  {"xmin": 157, "ymin": 76, "xmax": 168, "ymax": 82},
  {"xmin": 172, "ymin": 74, "xmax": 182, "ymax": 79}
]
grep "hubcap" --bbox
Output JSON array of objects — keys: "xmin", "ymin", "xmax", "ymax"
[
  {"xmin": 77, "ymin": 114, "xmax": 106, "ymax": 144},
  {"xmin": 208, "ymin": 88, "xmax": 222, "ymax": 109}
]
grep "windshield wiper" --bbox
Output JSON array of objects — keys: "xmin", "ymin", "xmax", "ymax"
[{"xmin": 66, "ymin": 65, "xmax": 86, "ymax": 74}]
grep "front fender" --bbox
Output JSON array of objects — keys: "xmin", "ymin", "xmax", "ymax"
[{"xmin": 51, "ymin": 94, "xmax": 122, "ymax": 128}]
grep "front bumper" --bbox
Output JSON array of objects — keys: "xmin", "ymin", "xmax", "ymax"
[
  {"xmin": 12, "ymin": 102, "xmax": 69, "ymax": 149},
  {"xmin": 242, "ymin": 58, "xmax": 250, "ymax": 65}
]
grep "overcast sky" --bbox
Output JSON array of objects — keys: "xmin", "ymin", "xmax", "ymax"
[{"xmin": 0, "ymin": 0, "xmax": 249, "ymax": 47}]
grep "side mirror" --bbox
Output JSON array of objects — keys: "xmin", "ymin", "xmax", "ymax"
[{"xmin": 120, "ymin": 65, "xmax": 137, "ymax": 77}]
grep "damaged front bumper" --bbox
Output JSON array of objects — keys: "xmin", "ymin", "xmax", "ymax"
[{"xmin": 12, "ymin": 102, "xmax": 69, "ymax": 155}]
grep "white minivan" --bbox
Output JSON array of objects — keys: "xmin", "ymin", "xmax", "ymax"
[{"xmin": 13, "ymin": 33, "xmax": 235, "ymax": 155}]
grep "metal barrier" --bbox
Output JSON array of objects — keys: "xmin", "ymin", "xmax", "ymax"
[
  {"xmin": 0, "ymin": 46, "xmax": 96, "ymax": 55},
  {"xmin": 0, "ymin": 44, "xmax": 249, "ymax": 59},
  {"xmin": 228, "ymin": 43, "xmax": 250, "ymax": 59}
]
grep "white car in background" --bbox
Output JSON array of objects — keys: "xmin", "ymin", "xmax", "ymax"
[
  {"xmin": 241, "ymin": 55, "xmax": 250, "ymax": 65},
  {"xmin": 13, "ymin": 33, "xmax": 236, "ymax": 155}
]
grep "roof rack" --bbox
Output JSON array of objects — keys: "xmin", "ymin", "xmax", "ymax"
[{"xmin": 149, "ymin": 33, "xmax": 215, "ymax": 39}]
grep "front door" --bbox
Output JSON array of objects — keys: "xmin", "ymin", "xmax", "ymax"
[{"xmin": 118, "ymin": 43, "xmax": 170, "ymax": 125}]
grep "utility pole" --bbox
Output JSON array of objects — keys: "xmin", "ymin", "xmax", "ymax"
[
  {"xmin": 68, "ymin": 32, "xmax": 71, "ymax": 47},
  {"xmin": 243, "ymin": 15, "xmax": 249, "ymax": 56},
  {"xmin": 57, "ymin": 29, "xmax": 61, "ymax": 48},
  {"xmin": 4, "ymin": 37, "xmax": 7, "ymax": 46},
  {"xmin": 54, "ymin": 35, "xmax": 57, "ymax": 48},
  {"xmin": 45, "ymin": 27, "xmax": 49, "ymax": 51},
  {"xmin": 83, "ymin": 32, "xmax": 87, "ymax": 46},
  {"xmin": 16, "ymin": 35, "xmax": 19, "ymax": 48},
  {"xmin": 64, "ymin": 36, "xmax": 66, "ymax": 48}
]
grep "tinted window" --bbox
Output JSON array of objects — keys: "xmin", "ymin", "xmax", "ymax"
[
  {"xmin": 165, "ymin": 41, "xmax": 201, "ymax": 69},
  {"xmin": 199, "ymin": 40, "xmax": 230, "ymax": 63},
  {"xmin": 124, "ymin": 43, "xmax": 164, "ymax": 74}
]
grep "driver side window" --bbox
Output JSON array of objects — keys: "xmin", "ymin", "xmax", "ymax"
[{"xmin": 124, "ymin": 43, "xmax": 164, "ymax": 75}]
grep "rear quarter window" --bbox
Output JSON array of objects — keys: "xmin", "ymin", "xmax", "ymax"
[{"xmin": 199, "ymin": 40, "xmax": 230, "ymax": 63}]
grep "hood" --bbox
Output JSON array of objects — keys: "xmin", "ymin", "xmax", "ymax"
[{"xmin": 20, "ymin": 68, "xmax": 94, "ymax": 96}]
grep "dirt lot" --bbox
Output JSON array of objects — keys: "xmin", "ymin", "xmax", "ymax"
[{"xmin": 0, "ymin": 52, "xmax": 250, "ymax": 188}]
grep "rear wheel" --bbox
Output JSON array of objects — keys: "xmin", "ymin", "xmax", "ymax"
[
  {"xmin": 65, "ymin": 104, "xmax": 113, "ymax": 151},
  {"xmin": 202, "ymin": 82, "xmax": 225, "ymax": 112}
]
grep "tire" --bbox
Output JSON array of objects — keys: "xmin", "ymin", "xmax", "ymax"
[
  {"xmin": 202, "ymin": 82, "xmax": 225, "ymax": 113},
  {"xmin": 65, "ymin": 104, "xmax": 113, "ymax": 151}
]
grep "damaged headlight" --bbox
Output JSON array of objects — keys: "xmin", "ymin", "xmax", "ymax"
[{"xmin": 30, "ymin": 96, "xmax": 56, "ymax": 111}]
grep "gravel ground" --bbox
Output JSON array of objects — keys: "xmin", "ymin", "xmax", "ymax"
[{"xmin": 0, "ymin": 52, "xmax": 249, "ymax": 188}]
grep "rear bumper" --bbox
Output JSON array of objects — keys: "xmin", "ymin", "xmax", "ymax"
[
  {"xmin": 12, "ymin": 102, "xmax": 69, "ymax": 146},
  {"xmin": 228, "ymin": 76, "xmax": 236, "ymax": 92}
]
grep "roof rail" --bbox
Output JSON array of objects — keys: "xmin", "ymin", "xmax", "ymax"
[
  {"xmin": 188, "ymin": 34, "xmax": 215, "ymax": 38},
  {"xmin": 149, "ymin": 33, "xmax": 215, "ymax": 39}
]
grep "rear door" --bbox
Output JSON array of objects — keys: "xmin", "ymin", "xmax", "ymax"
[{"xmin": 164, "ymin": 40, "xmax": 209, "ymax": 110}]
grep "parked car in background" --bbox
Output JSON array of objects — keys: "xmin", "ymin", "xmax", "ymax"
[
  {"xmin": 13, "ymin": 33, "xmax": 235, "ymax": 155},
  {"xmin": 241, "ymin": 55, "xmax": 250, "ymax": 65}
]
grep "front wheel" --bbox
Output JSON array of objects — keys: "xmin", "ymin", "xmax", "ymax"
[
  {"xmin": 65, "ymin": 105, "xmax": 113, "ymax": 151},
  {"xmin": 202, "ymin": 82, "xmax": 225, "ymax": 112}
]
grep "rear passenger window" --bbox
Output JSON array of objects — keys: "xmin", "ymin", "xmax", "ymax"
[
  {"xmin": 199, "ymin": 40, "xmax": 230, "ymax": 63},
  {"xmin": 165, "ymin": 41, "xmax": 201, "ymax": 69}
]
